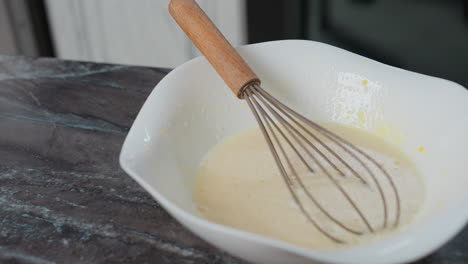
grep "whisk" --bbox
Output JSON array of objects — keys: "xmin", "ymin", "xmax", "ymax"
[{"xmin": 169, "ymin": 0, "xmax": 400, "ymax": 243}]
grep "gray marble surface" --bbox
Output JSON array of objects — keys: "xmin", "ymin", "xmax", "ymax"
[{"xmin": 0, "ymin": 55, "xmax": 466, "ymax": 264}]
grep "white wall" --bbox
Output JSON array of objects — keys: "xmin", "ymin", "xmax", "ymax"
[{"xmin": 45, "ymin": 0, "xmax": 247, "ymax": 68}]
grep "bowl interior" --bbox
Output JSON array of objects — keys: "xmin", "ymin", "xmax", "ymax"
[{"xmin": 120, "ymin": 40, "xmax": 468, "ymax": 263}]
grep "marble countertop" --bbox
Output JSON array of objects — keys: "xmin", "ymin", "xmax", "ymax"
[{"xmin": 0, "ymin": 55, "xmax": 466, "ymax": 264}]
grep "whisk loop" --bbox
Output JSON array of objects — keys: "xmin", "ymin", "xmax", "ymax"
[{"xmin": 243, "ymin": 83, "xmax": 401, "ymax": 243}]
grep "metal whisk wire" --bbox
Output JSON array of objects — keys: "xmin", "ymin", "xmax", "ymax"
[{"xmin": 243, "ymin": 83, "xmax": 401, "ymax": 243}]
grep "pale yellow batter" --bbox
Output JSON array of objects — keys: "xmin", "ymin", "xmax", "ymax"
[{"xmin": 195, "ymin": 123, "xmax": 425, "ymax": 250}]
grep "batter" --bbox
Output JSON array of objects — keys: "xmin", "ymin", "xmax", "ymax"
[{"xmin": 195, "ymin": 122, "xmax": 425, "ymax": 250}]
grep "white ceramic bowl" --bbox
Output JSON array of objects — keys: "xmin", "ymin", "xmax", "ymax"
[{"xmin": 119, "ymin": 40, "xmax": 468, "ymax": 264}]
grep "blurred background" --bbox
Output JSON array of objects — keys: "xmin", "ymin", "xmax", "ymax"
[{"xmin": 1, "ymin": 0, "xmax": 467, "ymax": 87}]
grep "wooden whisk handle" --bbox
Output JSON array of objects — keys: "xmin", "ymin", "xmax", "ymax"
[{"xmin": 169, "ymin": 0, "xmax": 260, "ymax": 98}]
